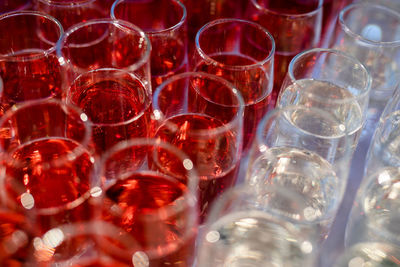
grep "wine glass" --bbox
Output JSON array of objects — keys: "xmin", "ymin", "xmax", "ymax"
[
  {"xmin": 197, "ymin": 184, "xmax": 317, "ymax": 267},
  {"xmin": 33, "ymin": 0, "xmax": 107, "ymax": 31},
  {"xmin": 152, "ymin": 72, "xmax": 244, "ymax": 221},
  {"xmin": 277, "ymin": 48, "xmax": 372, "ymax": 152},
  {"xmin": 0, "ymin": 99, "xmax": 97, "ymax": 235},
  {"xmin": 111, "ymin": 0, "xmax": 188, "ymax": 89},
  {"xmin": 0, "ymin": 11, "xmax": 64, "ymax": 114},
  {"xmin": 98, "ymin": 138, "xmax": 198, "ymax": 267},
  {"xmin": 245, "ymin": 0, "xmax": 323, "ymax": 105},
  {"xmin": 56, "ymin": 18, "xmax": 152, "ymax": 95},
  {"xmin": 66, "ymin": 68, "xmax": 152, "ymax": 156},
  {"xmin": 193, "ymin": 18, "xmax": 275, "ymax": 152},
  {"xmin": 246, "ymin": 105, "xmax": 352, "ymax": 241}
]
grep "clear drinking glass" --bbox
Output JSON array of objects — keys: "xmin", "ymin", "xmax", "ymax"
[
  {"xmin": 277, "ymin": 48, "xmax": 372, "ymax": 151},
  {"xmin": 0, "ymin": 11, "xmax": 64, "ymax": 114},
  {"xmin": 98, "ymin": 138, "xmax": 198, "ymax": 267},
  {"xmin": 0, "ymin": 99, "xmax": 97, "ymax": 235},
  {"xmin": 246, "ymin": 105, "xmax": 352, "ymax": 240},
  {"xmin": 57, "ymin": 18, "xmax": 152, "ymax": 94},
  {"xmin": 111, "ymin": 0, "xmax": 188, "ymax": 89},
  {"xmin": 329, "ymin": 3, "xmax": 400, "ymax": 138},
  {"xmin": 152, "ymin": 72, "xmax": 244, "ymax": 222},
  {"xmin": 197, "ymin": 185, "xmax": 317, "ymax": 267},
  {"xmin": 193, "ymin": 18, "xmax": 275, "ymax": 152},
  {"xmin": 245, "ymin": 0, "xmax": 323, "ymax": 105}
]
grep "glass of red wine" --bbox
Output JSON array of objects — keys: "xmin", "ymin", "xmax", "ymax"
[
  {"xmin": 0, "ymin": 99, "xmax": 97, "ymax": 235},
  {"xmin": 34, "ymin": 0, "xmax": 107, "ymax": 31},
  {"xmin": 245, "ymin": 0, "xmax": 323, "ymax": 106},
  {"xmin": 66, "ymin": 68, "xmax": 152, "ymax": 156},
  {"xmin": 193, "ymin": 18, "xmax": 274, "ymax": 153},
  {"xmin": 0, "ymin": 11, "xmax": 64, "ymax": 115},
  {"xmin": 152, "ymin": 72, "xmax": 244, "ymax": 222},
  {"xmin": 98, "ymin": 138, "xmax": 198, "ymax": 267},
  {"xmin": 56, "ymin": 18, "xmax": 152, "ymax": 94},
  {"xmin": 111, "ymin": 0, "xmax": 188, "ymax": 90}
]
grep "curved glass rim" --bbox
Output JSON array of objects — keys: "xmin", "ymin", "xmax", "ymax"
[
  {"xmin": 0, "ymin": 10, "xmax": 64, "ymax": 62},
  {"xmin": 66, "ymin": 67, "xmax": 152, "ymax": 127},
  {"xmin": 195, "ymin": 18, "xmax": 275, "ymax": 71},
  {"xmin": 56, "ymin": 18, "xmax": 151, "ymax": 74},
  {"xmin": 152, "ymin": 71, "xmax": 245, "ymax": 137},
  {"xmin": 37, "ymin": 0, "xmax": 96, "ymax": 6},
  {"xmin": 287, "ymin": 48, "xmax": 372, "ymax": 104},
  {"xmin": 250, "ymin": 0, "xmax": 323, "ymax": 18},
  {"xmin": 339, "ymin": 3, "xmax": 400, "ymax": 47},
  {"xmin": 111, "ymin": 0, "xmax": 187, "ymax": 35}
]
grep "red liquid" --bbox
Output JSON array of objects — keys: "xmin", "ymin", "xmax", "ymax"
[
  {"xmin": 69, "ymin": 79, "xmax": 152, "ymax": 154},
  {"xmin": 0, "ymin": 0, "xmax": 30, "ymax": 13},
  {"xmin": 102, "ymin": 172, "xmax": 196, "ymax": 267},
  {"xmin": 195, "ymin": 53, "xmax": 273, "ymax": 152},
  {"xmin": 4, "ymin": 138, "xmax": 94, "ymax": 234},
  {"xmin": 0, "ymin": 50, "xmax": 62, "ymax": 112},
  {"xmin": 155, "ymin": 114, "xmax": 239, "ymax": 221}
]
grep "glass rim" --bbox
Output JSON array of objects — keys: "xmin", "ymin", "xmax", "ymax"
[
  {"xmin": 152, "ymin": 71, "xmax": 245, "ymax": 137},
  {"xmin": 339, "ymin": 3, "xmax": 400, "ymax": 47},
  {"xmin": 56, "ymin": 18, "xmax": 151, "ymax": 73},
  {"xmin": 66, "ymin": 67, "xmax": 152, "ymax": 127},
  {"xmin": 195, "ymin": 18, "xmax": 275, "ymax": 71},
  {"xmin": 0, "ymin": 10, "xmax": 64, "ymax": 62},
  {"xmin": 250, "ymin": 0, "xmax": 323, "ymax": 18},
  {"xmin": 36, "ymin": 0, "xmax": 96, "ymax": 6},
  {"xmin": 111, "ymin": 0, "xmax": 187, "ymax": 35},
  {"xmin": 287, "ymin": 48, "xmax": 372, "ymax": 104}
]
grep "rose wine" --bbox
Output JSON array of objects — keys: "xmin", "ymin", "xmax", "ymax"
[
  {"xmin": 4, "ymin": 137, "xmax": 94, "ymax": 233},
  {"xmin": 102, "ymin": 171, "xmax": 196, "ymax": 267},
  {"xmin": 195, "ymin": 52, "xmax": 273, "ymax": 152},
  {"xmin": 155, "ymin": 114, "xmax": 240, "ymax": 221},
  {"xmin": 69, "ymin": 78, "xmax": 152, "ymax": 154},
  {"xmin": 0, "ymin": 49, "xmax": 62, "ymax": 111}
]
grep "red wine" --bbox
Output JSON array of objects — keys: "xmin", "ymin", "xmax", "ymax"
[
  {"xmin": 0, "ymin": 49, "xmax": 62, "ymax": 111},
  {"xmin": 102, "ymin": 171, "xmax": 196, "ymax": 266},
  {"xmin": 0, "ymin": 0, "xmax": 30, "ymax": 13},
  {"xmin": 69, "ymin": 78, "xmax": 152, "ymax": 154},
  {"xmin": 155, "ymin": 114, "xmax": 240, "ymax": 221},
  {"xmin": 195, "ymin": 53, "xmax": 273, "ymax": 152},
  {"xmin": 4, "ymin": 138, "xmax": 94, "ymax": 233}
]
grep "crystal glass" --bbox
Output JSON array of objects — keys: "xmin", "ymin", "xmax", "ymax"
[
  {"xmin": 98, "ymin": 138, "xmax": 198, "ymax": 267},
  {"xmin": 112, "ymin": 0, "xmax": 188, "ymax": 89},
  {"xmin": 193, "ymin": 18, "xmax": 274, "ymax": 152},
  {"xmin": 277, "ymin": 48, "xmax": 372, "ymax": 152},
  {"xmin": 197, "ymin": 185, "xmax": 317, "ymax": 267},
  {"xmin": 0, "ymin": 11, "xmax": 64, "ymax": 114},
  {"xmin": 0, "ymin": 99, "xmax": 96, "ymax": 235},
  {"xmin": 246, "ymin": 105, "xmax": 352, "ymax": 240},
  {"xmin": 152, "ymin": 72, "xmax": 244, "ymax": 221}
]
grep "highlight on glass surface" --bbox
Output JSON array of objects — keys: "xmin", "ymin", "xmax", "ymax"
[
  {"xmin": 28, "ymin": 221, "xmax": 140, "ymax": 266},
  {"xmin": 277, "ymin": 48, "xmax": 372, "ymax": 151},
  {"xmin": 98, "ymin": 138, "xmax": 198, "ymax": 267},
  {"xmin": 329, "ymin": 3, "xmax": 400, "ymax": 136},
  {"xmin": 56, "ymin": 18, "xmax": 152, "ymax": 93},
  {"xmin": 334, "ymin": 242, "xmax": 400, "ymax": 267},
  {"xmin": 66, "ymin": 68, "xmax": 152, "ymax": 155},
  {"xmin": 34, "ymin": 0, "xmax": 108, "ymax": 30},
  {"xmin": 0, "ymin": 11, "xmax": 64, "ymax": 114},
  {"xmin": 345, "ymin": 166, "xmax": 400, "ymax": 248},
  {"xmin": 193, "ymin": 18, "xmax": 274, "ymax": 152},
  {"xmin": 152, "ymin": 72, "xmax": 244, "ymax": 221},
  {"xmin": 245, "ymin": 0, "xmax": 323, "ymax": 105},
  {"xmin": 246, "ymin": 105, "xmax": 352, "ymax": 240},
  {"xmin": 112, "ymin": 0, "xmax": 188, "ymax": 89},
  {"xmin": 197, "ymin": 185, "xmax": 317, "ymax": 267},
  {"xmin": 0, "ymin": 99, "xmax": 97, "ymax": 235}
]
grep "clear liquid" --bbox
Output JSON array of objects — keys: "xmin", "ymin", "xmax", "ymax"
[
  {"xmin": 247, "ymin": 147, "xmax": 340, "ymax": 239},
  {"xmin": 199, "ymin": 211, "xmax": 314, "ymax": 267}
]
